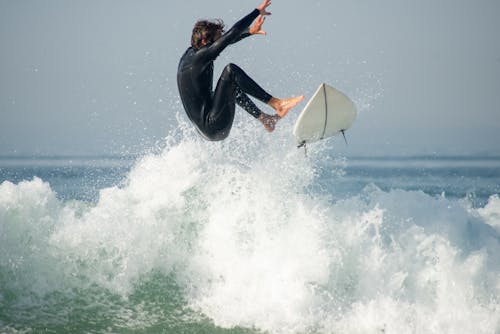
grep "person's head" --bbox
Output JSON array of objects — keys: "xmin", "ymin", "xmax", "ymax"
[{"xmin": 191, "ymin": 19, "xmax": 225, "ymax": 49}]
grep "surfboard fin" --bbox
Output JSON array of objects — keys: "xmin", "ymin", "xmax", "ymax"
[
  {"xmin": 297, "ymin": 141, "xmax": 307, "ymax": 157},
  {"xmin": 341, "ymin": 130, "xmax": 348, "ymax": 145}
]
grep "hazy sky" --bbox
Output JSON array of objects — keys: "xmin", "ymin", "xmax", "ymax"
[{"xmin": 1, "ymin": 0, "xmax": 499, "ymax": 156}]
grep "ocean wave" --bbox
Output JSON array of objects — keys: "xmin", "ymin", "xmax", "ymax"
[{"xmin": 1, "ymin": 124, "xmax": 499, "ymax": 333}]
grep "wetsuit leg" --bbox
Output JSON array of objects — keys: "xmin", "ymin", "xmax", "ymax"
[
  {"xmin": 207, "ymin": 71, "xmax": 237, "ymax": 139},
  {"xmin": 223, "ymin": 63, "xmax": 272, "ymax": 104},
  {"xmin": 235, "ymin": 87, "xmax": 262, "ymax": 119},
  {"xmin": 208, "ymin": 63, "xmax": 272, "ymax": 138}
]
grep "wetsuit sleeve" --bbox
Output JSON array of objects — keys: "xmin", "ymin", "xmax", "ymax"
[
  {"xmin": 230, "ymin": 28, "xmax": 252, "ymax": 44},
  {"xmin": 196, "ymin": 9, "xmax": 259, "ymax": 62}
]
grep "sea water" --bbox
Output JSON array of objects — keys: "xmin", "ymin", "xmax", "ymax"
[{"xmin": 1, "ymin": 121, "xmax": 499, "ymax": 334}]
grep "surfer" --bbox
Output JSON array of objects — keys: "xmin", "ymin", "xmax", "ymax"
[{"xmin": 177, "ymin": 0, "xmax": 304, "ymax": 141}]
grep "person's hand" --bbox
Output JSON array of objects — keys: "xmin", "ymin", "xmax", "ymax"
[
  {"xmin": 256, "ymin": 0, "xmax": 271, "ymax": 16},
  {"xmin": 249, "ymin": 15, "xmax": 267, "ymax": 35}
]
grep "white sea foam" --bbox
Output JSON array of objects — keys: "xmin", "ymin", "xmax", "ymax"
[
  {"xmin": 478, "ymin": 195, "xmax": 500, "ymax": 233},
  {"xmin": 1, "ymin": 121, "xmax": 499, "ymax": 333}
]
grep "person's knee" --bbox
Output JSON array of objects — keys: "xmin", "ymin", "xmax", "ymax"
[
  {"xmin": 224, "ymin": 63, "xmax": 238, "ymax": 72},
  {"xmin": 221, "ymin": 63, "xmax": 236, "ymax": 80},
  {"xmin": 222, "ymin": 63, "xmax": 243, "ymax": 80}
]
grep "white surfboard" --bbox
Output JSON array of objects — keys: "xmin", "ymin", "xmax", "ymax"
[{"xmin": 293, "ymin": 83, "xmax": 356, "ymax": 146}]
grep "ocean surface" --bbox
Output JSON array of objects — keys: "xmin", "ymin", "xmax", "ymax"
[{"xmin": 1, "ymin": 126, "xmax": 500, "ymax": 334}]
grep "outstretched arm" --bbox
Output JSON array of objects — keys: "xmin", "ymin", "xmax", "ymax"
[
  {"xmin": 196, "ymin": 1, "xmax": 272, "ymax": 61},
  {"xmin": 232, "ymin": 13, "xmax": 267, "ymax": 44},
  {"xmin": 225, "ymin": 0, "xmax": 272, "ymax": 42},
  {"xmin": 196, "ymin": 9, "xmax": 259, "ymax": 61},
  {"xmin": 235, "ymin": 0, "xmax": 273, "ymax": 42}
]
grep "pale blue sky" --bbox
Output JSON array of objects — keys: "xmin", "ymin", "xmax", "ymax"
[{"xmin": 1, "ymin": 0, "xmax": 499, "ymax": 156}]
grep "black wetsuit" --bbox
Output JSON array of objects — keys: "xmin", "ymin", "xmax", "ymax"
[{"xmin": 177, "ymin": 9, "xmax": 272, "ymax": 141}]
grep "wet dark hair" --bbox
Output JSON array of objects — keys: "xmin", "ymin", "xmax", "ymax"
[{"xmin": 191, "ymin": 19, "xmax": 225, "ymax": 49}]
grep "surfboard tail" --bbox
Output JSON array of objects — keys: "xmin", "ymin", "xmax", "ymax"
[{"xmin": 293, "ymin": 83, "xmax": 356, "ymax": 145}]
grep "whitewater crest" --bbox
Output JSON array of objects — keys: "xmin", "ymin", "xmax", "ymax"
[{"xmin": 1, "ymin": 122, "xmax": 500, "ymax": 333}]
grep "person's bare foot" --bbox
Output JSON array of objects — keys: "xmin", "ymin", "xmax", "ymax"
[
  {"xmin": 268, "ymin": 95, "xmax": 305, "ymax": 118},
  {"xmin": 259, "ymin": 113, "xmax": 280, "ymax": 132}
]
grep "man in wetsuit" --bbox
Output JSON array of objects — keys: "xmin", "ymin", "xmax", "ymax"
[{"xmin": 177, "ymin": 0, "xmax": 304, "ymax": 141}]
